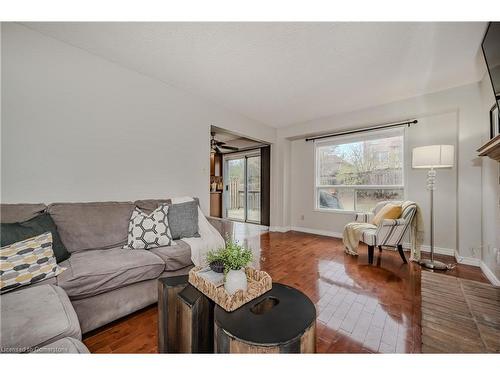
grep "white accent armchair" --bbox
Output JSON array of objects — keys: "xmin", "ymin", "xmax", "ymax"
[{"xmin": 354, "ymin": 201, "xmax": 417, "ymax": 264}]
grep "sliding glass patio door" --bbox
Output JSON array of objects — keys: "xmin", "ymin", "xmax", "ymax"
[
  {"xmin": 246, "ymin": 155, "xmax": 261, "ymax": 223},
  {"xmin": 226, "ymin": 157, "xmax": 246, "ymax": 221},
  {"xmin": 224, "ymin": 152, "xmax": 261, "ymax": 224}
]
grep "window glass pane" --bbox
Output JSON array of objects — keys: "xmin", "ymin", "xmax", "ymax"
[
  {"xmin": 227, "ymin": 158, "xmax": 245, "ymax": 221},
  {"xmin": 317, "ymin": 187, "xmax": 405, "ymax": 212},
  {"xmin": 246, "ymin": 156, "xmax": 261, "ymax": 222},
  {"xmin": 315, "ymin": 129, "xmax": 405, "ymax": 211},
  {"xmin": 318, "ymin": 187, "xmax": 354, "ymax": 211},
  {"xmin": 317, "ymin": 134, "xmax": 403, "ymax": 186},
  {"xmin": 355, "ymin": 188, "xmax": 404, "ymax": 212}
]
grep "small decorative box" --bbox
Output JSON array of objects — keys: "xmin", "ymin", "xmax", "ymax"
[{"xmin": 188, "ymin": 266, "xmax": 272, "ymax": 312}]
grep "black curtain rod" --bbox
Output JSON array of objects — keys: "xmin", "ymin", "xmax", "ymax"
[{"xmin": 304, "ymin": 119, "xmax": 418, "ymax": 142}]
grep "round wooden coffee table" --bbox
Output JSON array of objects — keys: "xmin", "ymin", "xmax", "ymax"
[{"xmin": 214, "ymin": 283, "xmax": 316, "ymax": 353}]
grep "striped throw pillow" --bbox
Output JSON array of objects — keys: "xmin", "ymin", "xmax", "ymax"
[{"xmin": 0, "ymin": 232, "xmax": 65, "ymax": 294}]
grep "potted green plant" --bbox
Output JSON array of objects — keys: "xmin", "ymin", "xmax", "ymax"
[
  {"xmin": 206, "ymin": 237, "xmax": 253, "ymax": 294},
  {"xmin": 206, "ymin": 250, "xmax": 225, "ymax": 273}
]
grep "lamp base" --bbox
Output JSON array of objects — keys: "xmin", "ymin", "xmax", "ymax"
[{"xmin": 419, "ymin": 259, "xmax": 449, "ymax": 271}]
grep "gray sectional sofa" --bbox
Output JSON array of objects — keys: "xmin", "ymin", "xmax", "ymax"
[
  {"xmin": 0, "ymin": 199, "xmax": 209, "ymax": 353},
  {"xmin": 1, "ymin": 284, "xmax": 86, "ymax": 353}
]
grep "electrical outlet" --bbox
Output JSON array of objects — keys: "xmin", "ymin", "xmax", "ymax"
[{"xmin": 300, "ymin": 214, "xmax": 305, "ymax": 221}]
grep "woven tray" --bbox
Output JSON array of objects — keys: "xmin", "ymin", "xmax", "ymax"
[{"xmin": 188, "ymin": 266, "xmax": 272, "ymax": 312}]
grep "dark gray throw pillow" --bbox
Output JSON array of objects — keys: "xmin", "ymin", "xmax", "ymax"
[
  {"xmin": 0, "ymin": 213, "xmax": 70, "ymax": 263},
  {"xmin": 167, "ymin": 200, "xmax": 200, "ymax": 240}
]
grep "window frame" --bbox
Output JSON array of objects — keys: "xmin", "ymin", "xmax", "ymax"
[{"xmin": 313, "ymin": 127, "xmax": 406, "ymax": 214}]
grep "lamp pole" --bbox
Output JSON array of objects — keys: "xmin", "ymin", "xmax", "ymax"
[
  {"xmin": 429, "ymin": 168, "xmax": 435, "ymax": 263},
  {"xmin": 419, "ymin": 168, "xmax": 448, "ymax": 270}
]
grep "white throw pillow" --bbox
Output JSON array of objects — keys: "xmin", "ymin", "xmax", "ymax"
[{"xmin": 123, "ymin": 204, "xmax": 174, "ymax": 250}]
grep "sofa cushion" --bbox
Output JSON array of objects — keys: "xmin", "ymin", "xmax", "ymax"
[
  {"xmin": 1, "ymin": 213, "xmax": 70, "ymax": 263},
  {"xmin": 0, "ymin": 203, "xmax": 47, "ymax": 223},
  {"xmin": 0, "ymin": 284, "xmax": 81, "ymax": 353},
  {"xmin": 150, "ymin": 240, "xmax": 193, "ymax": 271},
  {"xmin": 134, "ymin": 199, "xmax": 172, "ymax": 214},
  {"xmin": 168, "ymin": 200, "xmax": 200, "ymax": 240},
  {"xmin": 34, "ymin": 337, "xmax": 90, "ymax": 354},
  {"xmin": 12, "ymin": 275, "xmax": 57, "ymax": 291},
  {"xmin": 57, "ymin": 248, "xmax": 164, "ymax": 299},
  {"xmin": 47, "ymin": 202, "xmax": 134, "ymax": 253}
]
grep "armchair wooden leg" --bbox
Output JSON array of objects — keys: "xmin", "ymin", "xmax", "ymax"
[
  {"xmin": 378, "ymin": 246, "xmax": 383, "ymax": 252},
  {"xmin": 397, "ymin": 244, "xmax": 407, "ymax": 264},
  {"xmin": 368, "ymin": 245, "xmax": 374, "ymax": 264}
]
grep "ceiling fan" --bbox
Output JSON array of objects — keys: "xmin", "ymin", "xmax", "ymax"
[{"xmin": 210, "ymin": 132, "xmax": 239, "ymax": 153}]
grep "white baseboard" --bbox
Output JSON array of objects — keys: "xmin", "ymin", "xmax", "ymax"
[
  {"xmin": 273, "ymin": 226, "xmax": 500, "ymax": 286},
  {"xmin": 480, "ymin": 261, "xmax": 500, "ymax": 286},
  {"xmin": 269, "ymin": 226, "xmax": 291, "ymax": 233},
  {"xmin": 402, "ymin": 244, "xmax": 484, "ymax": 268},
  {"xmin": 402, "ymin": 242, "xmax": 455, "ymax": 257},
  {"xmin": 290, "ymin": 226, "xmax": 342, "ymax": 238},
  {"xmin": 454, "ymin": 250, "xmax": 482, "ymax": 267}
]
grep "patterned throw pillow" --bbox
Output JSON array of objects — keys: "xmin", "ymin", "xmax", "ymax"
[
  {"xmin": 0, "ymin": 232, "xmax": 65, "ymax": 294},
  {"xmin": 123, "ymin": 204, "xmax": 174, "ymax": 250}
]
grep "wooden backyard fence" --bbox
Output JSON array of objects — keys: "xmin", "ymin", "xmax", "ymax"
[{"xmin": 229, "ymin": 178, "xmax": 260, "ymax": 210}]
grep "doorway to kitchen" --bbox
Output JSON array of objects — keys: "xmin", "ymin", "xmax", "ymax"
[{"xmin": 209, "ymin": 126, "xmax": 270, "ymax": 226}]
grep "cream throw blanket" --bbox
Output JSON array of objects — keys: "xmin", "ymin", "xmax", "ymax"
[
  {"xmin": 407, "ymin": 203, "xmax": 425, "ymax": 261},
  {"xmin": 171, "ymin": 196, "xmax": 226, "ymax": 267},
  {"xmin": 342, "ymin": 202, "xmax": 424, "ymax": 262},
  {"xmin": 343, "ymin": 222, "xmax": 377, "ymax": 256}
]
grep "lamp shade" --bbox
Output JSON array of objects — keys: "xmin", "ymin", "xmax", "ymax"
[{"xmin": 412, "ymin": 145, "xmax": 454, "ymax": 169}]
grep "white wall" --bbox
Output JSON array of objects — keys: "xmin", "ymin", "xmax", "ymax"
[
  {"xmin": 479, "ymin": 74, "xmax": 500, "ymax": 281},
  {"xmin": 274, "ymin": 82, "xmax": 487, "ymax": 262},
  {"xmin": 1, "ymin": 23, "xmax": 276, "ymax": 214}
]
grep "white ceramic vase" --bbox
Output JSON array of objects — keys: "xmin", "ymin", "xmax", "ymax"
[{"xmin": 224, "ymin": 268, "xmax": 248, "ymax": 294}]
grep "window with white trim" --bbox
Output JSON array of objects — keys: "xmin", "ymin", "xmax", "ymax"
[{"xmin": 314, "ymin": 128, "xmax": 405, "ymax": 212}]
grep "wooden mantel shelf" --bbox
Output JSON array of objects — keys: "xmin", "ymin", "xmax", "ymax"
[{"xmin": 477, "ymin": 135, "xmax": 500, "ymax": 162}]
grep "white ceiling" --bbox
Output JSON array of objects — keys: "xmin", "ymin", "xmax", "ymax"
[{"xmin": 23, "ymin": 22, "xmax": 487, "ymax": 128}]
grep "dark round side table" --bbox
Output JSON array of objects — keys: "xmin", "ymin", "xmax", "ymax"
[{"xmin": 214, "ymin": 283, "xmax": 316, "ymax": 353}]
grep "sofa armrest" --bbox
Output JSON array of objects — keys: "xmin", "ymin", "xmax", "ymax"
[{"xmin": 355, "ymin": 212, "xmax": 374, "ymax": 223}]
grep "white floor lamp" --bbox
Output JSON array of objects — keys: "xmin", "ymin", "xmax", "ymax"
[{"xmin": 412, "ymin": 145, "xmax": 454, "ymax": 271}]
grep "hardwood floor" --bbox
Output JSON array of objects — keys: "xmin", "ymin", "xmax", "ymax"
[
  {"xmin": 420, "ymin": 271, "xmax": 500, "ymax": 353},
  {"xmin": 83, "ymin": 224, "xmax": 489, "ymax": 354}
]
